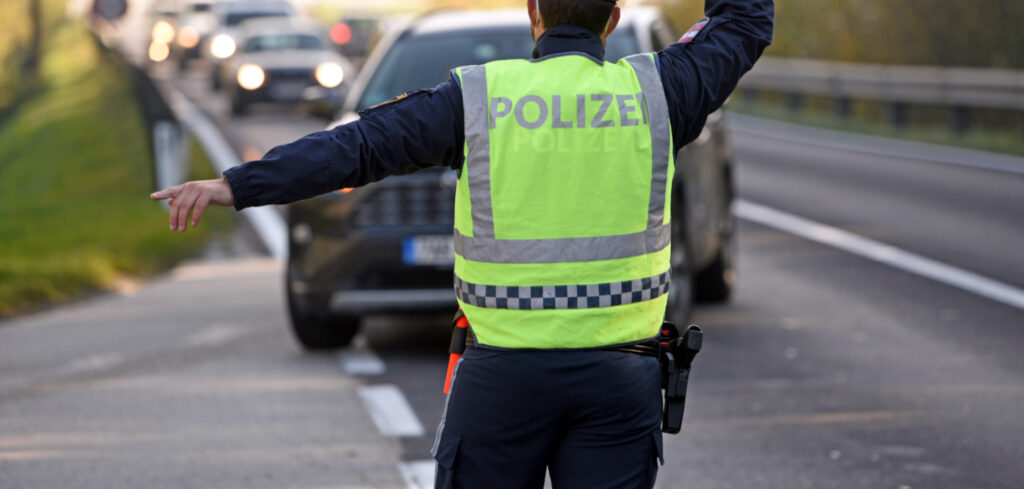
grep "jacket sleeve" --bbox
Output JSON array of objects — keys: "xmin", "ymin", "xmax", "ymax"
[
  {"xmin": 658, "ymin": 0, "xmax": 774, "ymax": 151},
  {"xmin": 224, "ymin": 77, "xmax": 465, "ymax": 210}
]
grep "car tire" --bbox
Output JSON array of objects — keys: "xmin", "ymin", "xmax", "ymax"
[
  {"xmin": 694, "ymin": 170, "xmax": 736, "ymax": 304},
  {"xmin": 286, "ymin": 268, "xmax": 360, "ymax": 350},
  {"xmin": 665, "ymin": 201, "xmax": 694, "ymax": 326},
  {"xmin": 693, "ymin": 245, "xmax": 734, "ymax": 303}
]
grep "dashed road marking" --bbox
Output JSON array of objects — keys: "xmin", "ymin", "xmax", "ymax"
[
  {"xmin": 338, "ymin": 350, "xmax": 387, "ymax": 376},
  {"xmin": 357, "ymin": 384, "xmax": 425, "ymax": 437},
  {"xmin": 398, "ymin": 460, "xmax": 436, "ymax": 489},
  {"xmin": 338, "ymin": 337, "xmax": 386, "ymax": 376},
  {"xmin": 61, "ymin": 353, "xmax": 125, "ymax": 374},
  {"xmin": 185, "ymin": 324, "xmax": 245, "ymax": 348},
  {"xmin": 735, "ymin": 199, "xmax": 1024, "ymax": 311}
]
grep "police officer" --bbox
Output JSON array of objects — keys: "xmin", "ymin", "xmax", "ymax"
[{"xmin": 152, "ymin": 0, "xmax": 773, "ymax": 487}]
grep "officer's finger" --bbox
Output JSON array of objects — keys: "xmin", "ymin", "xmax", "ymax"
[
  {"xmin": 175, "ymin": 187, "xmax": 201, "ymax": 232},
  {"xmin": 191, "ymin": 193, "xmax": 211, "ymax": 228},
  {"xmin": 168, "ymin": 191, "xmax": 182, "ymax": 231},
  {"xmin": 151, "ymin": 185, "xmax": 181, "ymax": 201},
  {"xmin": 169, "ymin": 185, "xmax": 195, "ymax": 231}
]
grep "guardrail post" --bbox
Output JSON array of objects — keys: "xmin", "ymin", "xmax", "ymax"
[
  {"xmin": 834, "ymin": 97, "xmax": 852, "ymax": 120},
  {"xmin": 741, "ymin": 87, "xmax": 758, "ymax": 105},
  {"xmin": 951, "ymin": 106, "xmax": 971, "ymax": 134},
  {"xmin": 889, "ymin": 102, "xmax": 909, "ymax": 129},
  {"xmin": 786, "ymin": 92, "xmax": 803, "ymax": 113}
]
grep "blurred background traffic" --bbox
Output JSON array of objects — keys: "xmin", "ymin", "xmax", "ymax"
[{"xmin": 1, "ymin": 1, "xmax": 1023, "ymax": 488}]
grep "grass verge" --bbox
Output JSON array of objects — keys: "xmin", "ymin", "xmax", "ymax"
[{"xmin": 0, "ymin": 21, "xmax": 233, "ymax": 317}]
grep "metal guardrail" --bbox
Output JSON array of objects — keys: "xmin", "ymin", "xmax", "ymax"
[{"xmin": 738, "ymin": 56, "xmax": 1024, "ymax": 130}]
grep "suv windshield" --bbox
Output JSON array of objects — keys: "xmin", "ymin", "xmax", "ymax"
[
  {"xmin": 245, "ymin": 33, "xmax": 323, "ymax": 52},
  {"xmin": 357, "ymin": 25, "xmax": 640, "ymax": 111}
]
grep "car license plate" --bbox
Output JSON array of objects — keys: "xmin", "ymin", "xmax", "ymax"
[
  {"xmin": 268, "ymin": 80, "xmax": 308, "ymax": 101},
  {"xmin": 403, "ymin": 235, "xmax": 455, "ymax": 266}
]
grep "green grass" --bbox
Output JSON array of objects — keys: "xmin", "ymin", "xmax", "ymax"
[
  {"xmin": 729, "ymin": 98, "xmax": 1024, "ymax": 158},
  {"xmin": 0, "ymin": 22, "xmax": 233, "ymax": 317}
]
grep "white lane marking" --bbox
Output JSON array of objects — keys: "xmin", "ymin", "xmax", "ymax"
[
  {"xmin": 162, "ymin": 86, "xmax": 287, "ymax": 261},
  {"xmin": 338, "ymin": 350, "xmax": 387, "ymax": 376},
  {"xmin": 735, "ymin": 200, "xmax": 1024, "ymax": 311},
  {"xmin": 185, "ymin": 324, "xmax": 245, "ymax": 348},
  {"xmin": 61, "ymin": 353, "xmax": 125, "ymax": 374},
  {"xmin": 398, "ymin": 460, "xmax": 436, "ymax": 489},
  {"xmin": 728, "ymin": 113, "xmax": 1024, "ymax": 176},
  {"xmin": 357, "ymin": 384, "xmax": 425, "ymax": 437}
]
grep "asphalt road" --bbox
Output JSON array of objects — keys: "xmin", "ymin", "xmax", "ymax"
[{"xmin": 3, "ymin": 58, "xmax": 1023, "ymax": 488}]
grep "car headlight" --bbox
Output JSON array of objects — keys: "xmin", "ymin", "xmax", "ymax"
[
  {"xmin": 177, "ymin": 25, "xmax": 200, "ymax": 48},
  {"xmin": 314, "ymin": 62, "xmax": 344, "ymax": 88},
  {"xmin": 151, "ymin": 21, "xmax": 175, "ymax": 44},
  {"xmin": 148, "ymin": 41, "xmax": 170, "ymax": 62},
  {"xmin": 210, "ymin": 34, "xmax": 236, "ymax": 59},
  {"xmin": 237, "ymin": 64, "xmax": 265, "ymax": 90}
]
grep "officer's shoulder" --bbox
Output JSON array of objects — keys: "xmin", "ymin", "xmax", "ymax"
[
  {"xmin": 358, "ymin": 88, "xmax": 430, "ymax": 118},
  {"xmin": 364, "ymin": 91, "xmax": 413, "ymax": 112}
]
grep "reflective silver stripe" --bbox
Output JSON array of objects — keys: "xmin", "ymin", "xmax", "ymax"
[
  {"xmin": 431, "ymin": 356, "xmax": 462, "ymax": 458},
  {"xmin": 625, "ymin": 53, "xmax": 672, "ymax": 229},
  {"xmin": 460, "ymin": 65, "xmax": 495, "ymax": 238},
  {"xmin": 455, "ymin": 270, "xmax": 671, "ymax": 310},
  {"xmin": 455, "ymin": 224, "xmax": 670, "ymax": 264}
]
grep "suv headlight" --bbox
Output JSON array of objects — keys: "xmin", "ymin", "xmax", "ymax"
[
  {"xmin": 151, "ymin": 21, "xmax": 175, "ymax": 44},
  {"xmin": 315, "ymin": 62, "xmax": 344, "ymax": 88},
  {"xmin": 210, "ymin": 34, "xmax": 236, "ymax": 59},
  {"xmin": 237, "ymin": 64, "xmax": 265, "ymax": 90}
]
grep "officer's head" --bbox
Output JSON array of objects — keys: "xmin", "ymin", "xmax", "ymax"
[{"xmin": 527, "ymin": 0, "xmax": 621, "ymax": 44}]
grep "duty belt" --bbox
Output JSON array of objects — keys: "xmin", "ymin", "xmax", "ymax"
[{"xmin": 443, "ymin": 311, "xmax": 703, "ymax": 434}]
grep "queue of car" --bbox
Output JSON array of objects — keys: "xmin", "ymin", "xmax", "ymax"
[{"xmin": 146, "ymin": 0, "xmax": 351, "ymax": 116}]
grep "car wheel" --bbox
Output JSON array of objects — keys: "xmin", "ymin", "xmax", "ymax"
[
  {"xmin": 665, "ymin": 203, "xmax": 694, "ymax": 326},
  {"xmin": 694, "ymin": 234, "xmax": 735, "ymax": 303},
  {"xmin": 286, "ymin": 268, "xmax": 360, "ymax": 350},
  {"xmin": 694, "ymin": 175, "xmax": 736, "ymax": 303}
]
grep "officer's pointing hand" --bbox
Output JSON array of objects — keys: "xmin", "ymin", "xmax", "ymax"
[{"xmin": 150, "ymin": 178, "xmax": 235, "ymax": 232}]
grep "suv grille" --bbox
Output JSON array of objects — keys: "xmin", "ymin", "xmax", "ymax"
[
  {"xmin": 266, "ymin": 68, "xmax": 313, "ymax": 82},
  {"xmin": 354, "ymin": 182, "xmax": 455, "ymax": 227}
]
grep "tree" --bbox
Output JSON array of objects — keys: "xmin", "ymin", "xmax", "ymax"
[{"xmin": 23, "ymin": 0, "xmax": 42, "ymax": 78}]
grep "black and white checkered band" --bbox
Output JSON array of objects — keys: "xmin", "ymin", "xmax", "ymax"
[{"xmin": 454, "ymin": 271, "xmax": 671, "ymax": 310}]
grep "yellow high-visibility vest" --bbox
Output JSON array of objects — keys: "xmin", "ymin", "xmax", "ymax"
[{"xmin": 453, "ymin": 52, "xmax": 674, "ymax": 349}]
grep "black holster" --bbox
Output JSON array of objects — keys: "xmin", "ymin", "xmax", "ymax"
[{"xmin": 658, "ymin": 322, "xmax": 703, "ymax": 434}]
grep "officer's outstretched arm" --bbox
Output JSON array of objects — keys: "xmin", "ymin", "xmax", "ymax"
[
  {"xmin": 150, "ymin": 178, "xmax": 235, "ymax": 232},
  {"xmin": 220, "ymin": 81, "xmax": 464, "ymax": 210},
  {"xmin": 658, "ymin": 0, "xmax": 774, "ymax": 149}
]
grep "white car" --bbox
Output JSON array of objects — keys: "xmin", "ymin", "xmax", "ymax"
[
  {"xmin": 205, "ymin": 0, "xmax": 297, "ymax": 85},
  {"xmin": 221, "ymin": 16, "xmax": 355, "ymax": 116}
]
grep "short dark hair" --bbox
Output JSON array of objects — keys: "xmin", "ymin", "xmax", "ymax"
[{"xmin": 539, "ymin": 0, "xmax": 616, "ymax": 36}]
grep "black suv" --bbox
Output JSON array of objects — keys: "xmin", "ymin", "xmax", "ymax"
[{"xmin": 286, "ymin": 8, "xmax": 735, "ymax": 349}]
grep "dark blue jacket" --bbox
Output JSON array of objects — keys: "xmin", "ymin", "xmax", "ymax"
[{"xmin": 224, "ymin": 1, "xmax": 774, "ymax": 209}]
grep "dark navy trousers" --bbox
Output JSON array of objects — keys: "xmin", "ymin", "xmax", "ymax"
[{"xmin": 432, "ymin": 347, "xmax": 664, "ymax": 489}]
